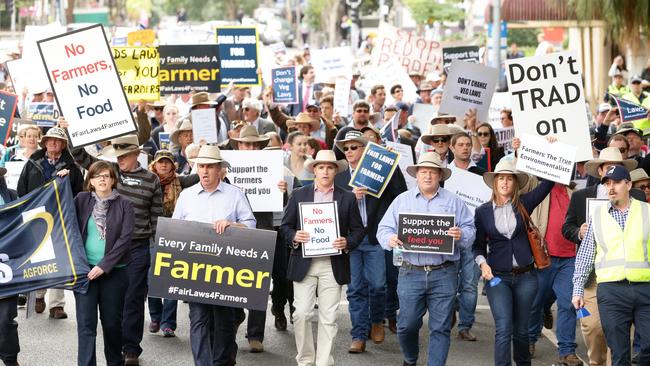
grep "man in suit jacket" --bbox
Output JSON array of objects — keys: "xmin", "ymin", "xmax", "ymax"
[
  {"xmin": 287, "ymin": 65, "xmax": 322, "ymax": 117},
  {"xmin": 280, "ymin": 150, "xmax": 365, "ymax": 366},
  {"xmin": 334, "ymin": 130, "xmax": 408, "ymax": 353},
  {"xmin": 562, "ymin": 147, "xmax": 643, "ymax": 366},
  {"xmin": 242, "ymin": 98, "xmax": 276, "ymax": 135}
]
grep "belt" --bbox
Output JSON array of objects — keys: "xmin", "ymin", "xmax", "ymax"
[
  {"xmin": 401, "ymin": 261, "xmax": 455, "ymax": 272},
  {"xmin": 511, "ymin": 263, "xmax": 534, "ymax": 275}
]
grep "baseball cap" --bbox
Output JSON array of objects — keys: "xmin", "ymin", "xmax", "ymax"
[
  {"xmin": 631, "ymin": 75, "xmax": 643, "ymax": 84},
  {"xmin": 612, "ymin": 69, "xmax": 623, "ymax": 77},
  {"xmin": 306, "ymin": 100, "xmax": 321, "ymax": 110},
  {"xmin": 597, "ymin": 103, "xmax": 612, "ymax": 113},
  {"xmin": 601, "ymin": 165, "xmax": 631, "ymax": 183}
]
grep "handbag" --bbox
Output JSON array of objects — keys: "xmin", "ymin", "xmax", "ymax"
[{"xmin": 517, "ymin": 202, "xmax": 551, "ymax": 269}]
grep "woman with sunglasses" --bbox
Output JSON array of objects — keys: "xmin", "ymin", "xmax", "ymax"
[
  {"xmin": 390, "ymin": 84, "xmax": 404, "ymax": 102},
  {"xmin": 473, "ymin": 123, "xmax": 505, "ymax": 172}
]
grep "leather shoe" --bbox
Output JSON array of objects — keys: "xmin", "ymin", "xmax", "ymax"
[
  {"xmin": 124, "ymin": 353, "xmax": 139, "ymax": 365},
  {"xmin": 388, "ymin": 318, "xmax": 397, "ymax": 334},
  {"xmin": 49, "ymin": 306, "xmax": 67, "ymax": 319},
  {"xmin": 370, "ymin": 323, "xmax": 385, "ymax": 344},
  {"xmin": 348, "ymin": 340, "xmax": 366, "ymax": 353},
  {"xmin": 35, "ymin": 298, "xmax": 45, "ymax": 313},
  {"xmin": 458, "ymin": 329, "xmax": 477, "ymax": 341},
  {"xmin": 272, "ymin": 307, "xmax": 287, "ymax": 331},
  {"xmin": 559, "ymin": 354, "xmax": 583, "ymax": 366},
  {"xmin": 148, "ymin": 320, "xmax": 160, "ymax": 333},
  {"xmin": 249, "ymin": 339, "xmax": 264, "ymax": 353}
]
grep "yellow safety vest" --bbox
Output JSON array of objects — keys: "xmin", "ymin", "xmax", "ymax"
[
  {"xmin": 592, "ymin": 199, "xmax": 650, "ymax": 283},
  {"xmin": 622, "ymin": 93, "xmax": 650, "ymax": 131},
  {"xmin": 609, "ymin": 84, "xmax": 630, "ymax": 97}
]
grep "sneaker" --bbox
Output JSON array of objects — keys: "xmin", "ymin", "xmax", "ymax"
[
  {"xmin": 559, "ymin": 353, "xmax": 583, "ymax": 366},
  {"xmin": 148, "ymin": 320, "xmax": 160, "ymax": 333},
  {"xmin": 162, "ymin": 328, "xmax": 175, "ymax": 338},
  {"xmin": 35, "ymin": 298, "xmax": 46, "ymax": 313},
  {"xmin": 124, "ymin": 353, "xmax": 139, "ymax": 365},
  {"xmin": 49, "ymin": 307, "xmax": 67, "ymax": 319}
]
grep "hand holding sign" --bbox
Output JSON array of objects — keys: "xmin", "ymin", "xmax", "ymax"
[
  {"xmin": 387, "ymin": 234, "xmax": 404, "ymax": 249},
  {"xmin": 293, "ymin": 230, "xmax": 310, "ymax": 244}
]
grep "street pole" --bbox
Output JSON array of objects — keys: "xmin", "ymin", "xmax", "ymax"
[
  {"xmin": 491, "ymin": 0, "xmax": 500, "ymax": 70},
  {"xmin": 10, "ymin": 0, "xmax": 15, "ymax": 32}
]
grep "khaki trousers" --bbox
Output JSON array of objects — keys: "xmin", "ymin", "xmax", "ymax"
[
  {"xmin": 580, "ymin": 282, "xmax": 611, "ymax": 366},
  {"xmin": 35, "ymin": 288, "xmax": 66, "ymax": 308}
]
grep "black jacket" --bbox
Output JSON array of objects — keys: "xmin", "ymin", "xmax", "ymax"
[
  {"xmin": 16, "ymin": 149, "xmax": 84, "ymax": 197},
  {"xmin": 0, "ymin": 177, "xmax": 17, "ymax": 203}
]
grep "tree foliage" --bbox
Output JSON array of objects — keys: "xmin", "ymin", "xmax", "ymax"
[
  {"xmin": 402, "ymin": 0, "xmax": 464, "ymax": 25},
  {"xmin": 508, "ymin": 28, "xmax": 539, "ymax": 47},
  {"xmin": 152, "ymin": 0, "xmax": 259, "ymax": 22}
]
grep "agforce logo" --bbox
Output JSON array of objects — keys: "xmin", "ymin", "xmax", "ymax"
[{"xmin": 0, "ymin": 253, "xmax": 12, "ymax": 284}]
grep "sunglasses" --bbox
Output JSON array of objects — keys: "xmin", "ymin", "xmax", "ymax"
[
  {"xmin": 343, "ymin": 145, "xmax": 361, "ymax": 152},
  {"xmin": 477, "ymin": 132, "xmax": 491, "ymax": 137},
  {"xmin": 394, "ymin": 89, "xmax": 403, "ymax": 93},
  {"xmin": 112, "ymin": 143, "xmax": 138, "ymax": 150},
  {"xmin": 619, "ymin": 147, "xmax": 628, "ymax": 153},
  {"xmin": 637, "ymin": 184, "xmax": 650, "ymax": 190},
  {"xmin": 355, "ymin": 109, "xmax": 369, "ymax": 113},
  {"xmin": 432, "ymin": 138, "xmax": 449, "ymax": 144}
]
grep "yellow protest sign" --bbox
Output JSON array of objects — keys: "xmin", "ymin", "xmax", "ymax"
[
  {"xmin": 127, "ymin": 29, "xmax": 156, "ymax": 46},
  {"xmin": 112, "ymin": 47, "xmax": 160, "ymax": 101}
]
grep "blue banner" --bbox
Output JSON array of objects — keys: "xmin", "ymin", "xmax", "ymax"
[
  {"xmin": 216, "ymin": 27, "xmax": 260, "ymax": 86},
  {"xmin": 0, "ymin": 177, "xmax": 89, "ymax": 297},
  {"xmin": 159, "ymin": 132, "xmax": 170, "ymax": 151},
  {"xmin": 28, "ymin": 102, "xmax": 59, "ymax": 128},
  {"xmin": 349, "ymin": 142, "xmax": 401, "ymax": 198},
  {"xmin": 271, "ymin": 66, "xmax": 298, "ymax": 104},
  {"xmin": 0, "ymin": 91, "xmax": 18, "ymax": 145},
  {"xmin": 611, "ymin": 94, "xmax": 648, "ymax": 122}
]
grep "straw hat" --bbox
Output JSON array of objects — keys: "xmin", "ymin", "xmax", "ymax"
[
  {"xmin": 230, "ymin": 125, "xmax": 270, "ymax": 149},
  {"xmin": 483, "ymin": 159, "xmax": 529, "ymax": 189},
  {"xmin": 188, "ymin": 145, "xmax": 230, "ymax": 167},
  {"xmin": 286, "ymin": 112, "xmax": 320, "ymax": 131},
  {"xmin": 583, "ymin": 147, "xmax": 637, "ymax": 178},
  {"xmin": 335, "ymin": 130, "xmax": 368, "ymax": 151},
  {"xmin": 406, "ymin": 152, "xmax": 451, "ymax": 180},
  {"xmin": 38, "ymin": 127, "xmax": 68, "ymax": 149},
  {"xmin": 430, "ymin": 115, "xmax": 457, "ymax": 125},
  {"xmin": 417, "ymin": 81, "xmax": 434, "ymax": 93},
  {"xmin": 304, "ymin": 150, "xmax": 348, "ymax": 174},
  {"xmin": 190, "ymin": 92, "xmax": 218, "ymax": 108},
  {"xmin": 146, "ymin": 100, "xmax": 167, "ymax": 108},
  {"xmin": 420, "ymin": 124, "xmax": 452, "ymax": 145},
  {"xmin": 630, "ymin": 168, "xmax": 650, "ymax": 184},
  {"xmin": 171, "ymin": 119, "xmax": 193, "ymax": 145},
  {"xmin": 100, "ymin": 134, "xmax": 140, "ymax": 158},
  {"xmin": 152, "ymin": 150, "xmax": 175, "ymax": 165}
]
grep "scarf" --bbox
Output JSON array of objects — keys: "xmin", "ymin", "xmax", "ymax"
[
  {"xmin": 151, "ymin": 165, "xmax": 182, "ymax": 217},
  {"xmin": 91, "ymin": 189, "xmax": 119, "ymax": 240}
]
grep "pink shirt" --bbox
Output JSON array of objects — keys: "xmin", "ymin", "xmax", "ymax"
[{"xmin": 313, "ymin": 185, "xmax": 334, "ymax": 202}]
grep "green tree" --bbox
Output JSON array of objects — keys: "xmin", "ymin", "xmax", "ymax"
[
  {"xmin": 508, "ymin": 28, "xmax": 539, "ymax": 47},
  {"xmin": 403, "ymin": 0, "xmax": 464, "ymax": 25},
  {"xmin": 152, "ymin": 0, "xmax": 258, "ymax": 22}
]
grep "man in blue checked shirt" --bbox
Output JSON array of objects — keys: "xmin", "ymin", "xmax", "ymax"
[{"xmin": 377, "ymin": 151, "xmax": 476, "ymax": 366}]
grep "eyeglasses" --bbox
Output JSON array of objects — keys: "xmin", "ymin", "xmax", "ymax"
[
  {"xmin": 112, "ymin": 143, "xmax": 137, "ymax": 150},
  {"xmin": 477, "ymin": 132, "xmax": 491, "ymax": 137},
  {"xmin": 637, "ymin": 184, "xmax": 650, "ymax": 190},
  {"xmin": 619, "ymin": 147, "xmax": 628, "ymax": 154},
  {"xmin": 92, "ymin": 174, "xmax": 111, "ymax": 180},
  {"xmin": 343, "ymin": 145, "xmax": 361, "ymax": 152},
  {"xmin": 355, "ymin": 109, "xmax": 369, "ymax": 113},
  {"xmin": 431, "ymin": 138, "xmax": 449, "ymax": 144}
]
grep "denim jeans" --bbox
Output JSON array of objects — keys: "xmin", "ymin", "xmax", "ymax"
[
  {"xmin": 397, "ymin": 264, "xmax": 457, "ymax": 366},
  {"xmin": 122, "ymin": 242, "xmax": 150, "ymax": 356},
  {"xmin": 528, "ymin": 257, "xmax": 577, "ymax": 356},
  {"xmin": 0, "ymin": 296, "xmax": 19, "ymax": 365},
  {"xmin": 456, "ymin": 244, "xmax": 479, "ymax": 331},
  {"xmin": 487, "ymin": 269, "xmax": 538, "ymax": 366},
  {"xmin": 189, "ymin": 303, "xmax": 237, "ymax": 366},
  {"xmin": 384, "ymin": 250, "xmax": 399, "ymax": 321},
  {"xmin": 148, "ymin": 297, "xmax": 178, "ymax": 330},
  {"xmin": 347, "ymin": 236, "xmax": 387, "ymax": 341}
]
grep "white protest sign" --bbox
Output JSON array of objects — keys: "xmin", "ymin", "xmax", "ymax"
[
  {"xmin": 494, "ymin": 126, "xmax": 515, "ymax": 152},
  {"xmin": 220, "ymin": 150, "xmax": 283, "ymax": 212},
  {"xmin": 411, "ymin": 103, "xmax": 436, "ymax": 133},
  {"xmin": 310, "ymin": 47, "xmax": 352, "ymax": 84},
  {"xmin": 4, "ymin": 161, "xmax": 25, "ymax": 191},
  {"xmin": 385, "ymin": 141, "xmax": 416, "ymax": 189},
  {"xmin": 439, "ymin": 60, "xmax": 498, "ymax": 125},
  {"xmin": 506, "ymin": 51, "xmax": 592, "ymax": 161},
  {"xmin": 299, "ymin": 201, "xmax": 341, "ymax": 258},
  {"xmin": 516, "ymin": 133, "xmax": 577, "ymax": 185},
  {"xmin": 191, "ymin": 109, "xmax": 218, "ymax": 144},
  {"xmin": 444, "ymin": 167, "xmax": 492, "ymax": 214},
  {"xmin": 37, "ymin": 25, "xmax": 137, "ymax": 148},
  {"xmin": 5, "ymin": 59, "xmax": 27, "ymax": 99},
  {"xmin": 587, "ymin": 198, "xmax": 608, "ymax": 222},
  {"xmin": 371, "ymin": 23, "xmax": 443, "ymax": 76},
  {"xmin": 22, "ymin": 24, "xmax": 67, "ymax": 93},
  {"xmin": 488, "ymin": 92, "xmax": 512, "ymax": 128},
  {"xmin": 358, "ymin": 58, "xmax": 417, "ymax": 103},
  {"xmin": 333, "ymin": 76, "xmax": 351, "ymax": 116}
]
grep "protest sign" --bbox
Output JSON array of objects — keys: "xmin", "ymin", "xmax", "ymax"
[
  {"xmin": 494, "ymin": 126, "xmax": 515, "ymax": 151},
  {"xmin": 506, "ymin": 51, "xmax": 592, "ymax": 161},
  {"xmin": 385, "ymin": 141, "xmax": 417, "ymax": 189},
  {"xmin": 488, "ymin": 92, "xmax": 512, "ymax": 128},
  {"xmin": 333, "ymin": 76, "xmax": 351, "ymax": 117},
  {"xmin": 358, "ymin": 58, "xmax": 417, "ymax": 104},
  {"xmin": 127, "ymin": 29, "xmax": 155, "ymax": 46},
  {"xmin": 3, "ymin": 161, "xmax": 25, "ymax": 191},
  {"xmin": 439, "ymin": 60, "xmax": 498, "ymax": 124},
  {"xmin": 159, "ymin": 132, "xmax": 170, "ymax": 150},
  {"xmin": 2, "ymin": 118, "xmax": 32, "ymax": 148},
  {"xmin": 112, "ymin": 47, "xmax": 160, "ymax": 101},
  {"xmin": 442, "ymin": 46, "xmax": 480, "ymax": 72},
  {"xmin": 397, "ymin": 213, "xmax": 455, "ymax": 255},
  {"xmin": 158, "ymin": 45, "xmax": 220, "ymax": 94},
  {"xmin": 299, "ymin": 201, "xmax": 341, "ymax": 258},
  {"xmin": 310, "ymin": 46, "xmax": 353, "ymax": 84},
  {"xmin": 5, "ymin": 59, "xmax": 27, "ymax": 103},
  {"xmin": 28, "ymin": 102, "xmax": 59, "ymax": 128},
  {"xmin": 411, "ymin": 103, "xmax": 437, "ymax": 133},
  {"xmin": 371, "ymin": 23, "xmax": 443, "ymax": 76},
  {"xmin": 587, "ymin": 198, "xmax": 608, "ymax": 222},
  {"xmin": 0, "ymin": 91, "xmax": 17, "ymax": 145},
  {"xmin": 268, "ymin": 42, "xmax": 286, "ymax": 55},
  {"xmin": 220, "ymin": 150, "xmax": 283, "ymax": 212},
  {"xmin": 444, "ymin": 168, "xmax": 492, "ymax": 214},
  {"xmin": 149, "ymin": 217, "xmax": 276, "ymax": 311},
  {"xmin": 37, "ymin": 24, "xmax": 138, "ymax": 148},
  {"xmin": 191, "ymin": 108, "xmax": 218, "ymax": 144},
  {"xmin": 611, "ymin": 95, "xmax": 648, "ymax": 122},
  {"xmin": 215, "ymin": 27, "xmax": 260, "ymax": 86},
  {"xmin": 349, "ymin": 142, "xmax": 400, "ymax": 198},
  {"xmin": 271, "ymin": 66, "xmax": 297, "ymax": 104},
  {"xmin": 516, "ymin": 133, "xmax": 577, "ymax": 185},
  {"xmin": 22, "ymin": 24, "xmax": 67, "ymax": 93}
]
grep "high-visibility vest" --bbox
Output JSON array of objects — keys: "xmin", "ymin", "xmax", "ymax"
[
  {"xmin": 609, "ymin": 84, "xmax": 630, "ymax": 97},
  {"xmin": 622, "ymin": 93, "xmax": 650, "ymax": 131},
  {"xmin": 593, "ymin": 199, "xmax": 650, "ymax": 283}
]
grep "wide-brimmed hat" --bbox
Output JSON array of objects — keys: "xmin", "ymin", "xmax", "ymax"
[
  {"xmin": 483, "ymin": 159, "xmax": 529, "ymax": 189},
  {"xmin": 417, "ymin": 81, "xmax": 434, "ymax": 93},
  {"xmin": 335, "ymin": 130, "xmax": 368, "ymax": 151},
  {"xmin": 146, "ymin": 100, "xmax": 167, "ymax": 108},
  {"xmin": 286, "ymin": 112, "xmax": 320, "ymax": 131},
  {"xmin": 360, "ymin": 125, "xmax": 381, "ymax": 140},
  {"xmin": 188, "ymin": 145, "xmax": 230, "ymax": 167},
  {"xmin": 230, "ymin": 125, "xmax": 270, "ymax": 149},
  {"xmin": 304, "ymin": 150, "xmax": 348, "ymax": 174},
  {"xmin": 152, "ymin": 150, "xmax": 175, "ymax": 165},
  {"xmin": 584, "ymin": 147, "xmax": 638, "ymax": 178},
  {"xmin": 171, "ymin": 119, "xmax": 193, "ymax": 145},
  {"xmin": 39, "ymin": 127, "xmax": 68, "ymax": 149},
  {"xmin": 421, "ymin": 124, "xmax": 452, "ymax": 145},
  {"xmin": 406, "ymin": 152, "xmax": 451, "ymax": 180},
  {"xmin": 100, "ymin": 134, "xmax": 140, "ymax": 158},
  {"xmin": 191, "ymin": 92, "xmax": 219, "ymax": 108},
  {"xmin": 615, "ymin": 122, "xmax": 644, "ymax": 138},
  {"xmin": 630, "ymin": 168, "xmax": 650, "ymax": 184},
  {"xmin": 431, "ymin": 115, "xmax": 457, "ymax": 125}
]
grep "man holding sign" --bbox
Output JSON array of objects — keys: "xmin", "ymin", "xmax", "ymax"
[
  {"xmin": 377, "ymin": 152, "xmax": 475, "ymax": 366},
  {"xmin": 280, "ymin": 150, "xmax": 364, "ymax": 366}
]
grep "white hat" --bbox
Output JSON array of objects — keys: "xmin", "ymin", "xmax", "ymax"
[
  {"xmin": 304, "ymin": 150, "xmax": 348, "ymax": 174},
  {"xmin": 100, "ymin": 134, "xmax": 140, "ymax": 158},
  {"xmin": 483, "ymin": 159, "xmax": 529, "ymax": 189},
  {"xmin": 406, "ymin": 152, "xmax": 451, "ymax": 180},
  {"xmin": 188, "ymin": 145, "xmax": 230, "ymax": 167},
  {"xmin": 583, "ymin": 147, "xmax": 638, "ymax": 178}
]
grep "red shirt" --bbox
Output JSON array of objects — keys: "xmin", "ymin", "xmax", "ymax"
[{"xmin": 545, "ymin": 183, "xmax": 576, "ymax": 257}]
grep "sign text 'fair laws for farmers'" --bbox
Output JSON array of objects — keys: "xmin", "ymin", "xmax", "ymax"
[
  {"xmin": 216, "ymin": 27, "xmax": 260, "ymax": 86},
  {"xmin": 37, "ymin": 24, "xmax": 137, "ymax": 148},
  {"xmin": 158, "ymin": 45, "xmax": 220, "ymax": 94},
  {"xmin": 149, "ymin": 218, "xmax": 276, "ymax": 311},
  {"xmin": 349, "ymin": 142, "xmax": 401, "ymax": 198},
  {"xmin": 271, "ymin": 66, "xmax": 298, "ymax": 104},
  {"xmin": 398, "ymin": 213, "xmax": 455, "ymax": 255},
  {"xmin": 505, "ymin": 51, "xmax": 592, "ymax": 161},
  {"xmin": 112, "ymin": 47, "xmax": 160, "ymax": 101},
  {"xmin": 299, "ymin": 201, "xmax": 341, "ymax": 258}
]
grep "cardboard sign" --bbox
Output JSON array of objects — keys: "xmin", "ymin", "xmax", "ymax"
[
  {"xmin": 271, "ymin": 66, "xmax": 298, "ymax": 104},
  {"xmin": 158, "ymin": 45, "xmax": 220, "ymax": 94},
  {"xmin": 149, "ymin": 217, "xmax": 276, "ymax": 311},
  {"xmin": 127, "ymin": 29, "xmax": 155, "ymax": 46},
  {"xmin": 112, "ymin": 47, "xmax": 160, "ymax": 101},
  {"xmin": 488, "ymin": 92, "xmax": 512, "ymax": 128},
  {"xmin": 220, "ymin": 150, "xmax": 283, "ymax": 212},
  {"xmin": 28, "ymin": 102, "xmax": 59, "ymax": 128},
  {"xmin": 371, "ymin": 23, "xmax": 443, "ymax": 76},
  {"xmin": 299, "ymin": 201, "xmax": 341, "ymax": 258},
  {"xmin": 398, "ymin": 213, "xmax": 455, "ymax": 254},
  {"xmin": 310, "ymin": 47, "xmax": 353, "ymax": 84},
  {"xmin": 444, "ymin": 168, "xmax": 492, "ymax": 214},
  {"xmin": 22, "ymin": 24, "xmax": 67, "ymax": 93},
  {"xmin": 439, "ymin": 60, "xmax": 498, "ymax": 124},
  {"xmin": 385, "ymin": 141, "xmax": 417, "ymax": 189},
  {"xmin": 358, "ymin": 58, "xmax": 417, "ymax": 104},
  {"xmin": 349, "ymin": 142, "xmax": 400, "ymax": 198},
  {"xmin": 0, "ymin": 91, "xmax": 18, "ymax": 145},
  {"xmin": 506, "ymin": 51, "xmax": 592, "ymax": 161},
  {"xmin": 442, "ymin": 46, "xmax": 480, "ymax": 72},
  {"xmin": 191, "ymin": 108, "xmax": 218, "ymax": 144},
  {"xmin": 3, "ymin": 161, "xmax": 25, "ymax": 190},
  {"xmin": 215, "ymin": 27, "xmax": 260, "ymax": 86},
  {"xmin": 516, "ymin": 133, "xmax": 577, "ymax": 185},
  {"xmin": 5, "ymin": 59, "xmax": 27, "ymax": 101},
  {"xmin": 586, "ymin": 198, "xmax": 608, "ymax": 222},
  {"xmin": 37, "ymin": 24, "xmax": 138, "ymax": 148},
  {"xmin": 411, "ymin": 103, "xmax": 437, "ymax": 133},
  {"xmin": 333, "ymin": 76, "xmax": 351, "ymax": 117},
  {"xmin": 494, "ymin": 126, "xmax": 515, "ymax": 151},
  {"xmin": 158, "ymin": 132, "xmax": 170, "ymax": 150}
]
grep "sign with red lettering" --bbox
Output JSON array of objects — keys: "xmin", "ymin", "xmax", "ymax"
[
  {"xmin": 298, "ymin": 201, "xmax": 341, "ymax": 258},
  {"xmin": 37, "ymin": 24, "xmax": 137, "ymax": 148},
  {"xmin": 398, "ymin": 213, "xmax": 455, "ymax": 254},
  {"xmin": 371, "ymin": 23, "xmax": 443, "ymax": 76}
]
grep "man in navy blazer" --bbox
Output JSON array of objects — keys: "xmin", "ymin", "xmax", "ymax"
[
  {"xmin": 287, "ymin": 65, "xmax": 322, "ymax": 117},
  {"xmin": 280, "ymin": 150, "xmax": 364, "ymax": 366}
]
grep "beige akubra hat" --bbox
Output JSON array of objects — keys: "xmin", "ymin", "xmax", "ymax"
[
  {"xmin": 100, "ymin": 134, "xmax": 140, "ymax": 158},
  {"xmin": 483, "ymin": 159, "xmax": 529, "ymax": 189},
  {"xmin": 420, "ymin": 124, "xmax": 453, "ymax": 145},
  {"xmin": 188, "ymin": 145, "xmax": 230, "ymax": 167},
  {"xmin": 304, "ymin": 150, "xmax": 348, "ymax": 174},
  {"xmin": 286, "ymin": 112, "xmax": 320, "ymax": 131},
  {"xmin": 406, "ymin": 151, "xmax": 452, "ymax": 181},
  {"xmin": 583, "ymin": 147, "xmax": 637, "ymax": 178},
  {"xmin": 334, "ymin": 130, "xmax": 368, "ymax": 152},
  {"xmin": 39, "ymin": 127, "xmax": 68, "ymax": 149},
  {"xmin": 171, "ymin": 119, "xmax": 193, "ymax": 145},
  {"xmin": 229, "ymin": 125, "xmax": 270, "ymax": 149}
]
